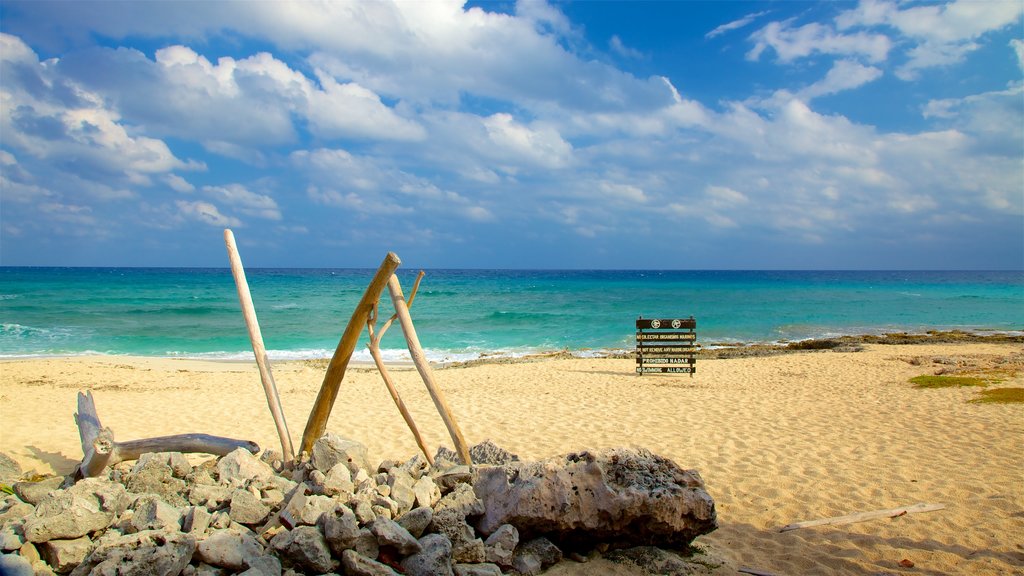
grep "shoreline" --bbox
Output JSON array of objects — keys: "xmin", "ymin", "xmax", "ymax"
[
  {"xmin": 1, "ymin": 339, "xmax": 1021, "ymax": 574},
  {"xmin": 2, "ymin": 329, "xmax": 1021, "ymax": 366}
]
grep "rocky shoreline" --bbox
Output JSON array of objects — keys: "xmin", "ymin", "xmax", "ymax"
[{"xmin": 0, "ymin": 438, "xmax": 718, "ymax": 576}]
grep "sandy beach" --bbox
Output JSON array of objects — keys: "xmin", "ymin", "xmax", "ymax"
[{"xmin": 1, "ymin": 342, "xmax": 1022, "ymax": 575}]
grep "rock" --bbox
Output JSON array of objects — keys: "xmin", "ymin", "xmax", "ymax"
[
  {"xmin": 0, "ymin": 452, "xmax": 22, "ymax": 485},
  {"xmin": 322, "ymin": 463, "xmax": 354, "ymax": 497},
  {"xmin": 431, "ymin": 509, "xmax": 484, "ymax": 563},
  {"xmin": 39, "ymin": 536, "xmax": 93, "ymax": 573},
  {"xmin": 432, "ymin": 465, "xmax": 472, "ymax": 492},
  {"xmin": 130, "ymin": 495, "xmax": 181, "ymax": 533},
  {"xmin": 453, "ymin": 563, "xmax": 502, "ymax": 576},
  {"xmin": 0, "ymin": 552, "xmax": 34, "ymax": 576},
  {"xmin": 469, "ymin": 441, "xmax": 519, "ymax": 466},
  {"xmin": 401, "ymin": 533, "xmax": 453, "ymax": 576},
  {"xmin": 216, "ymin": 449, "xmax": 274, "ymax": 487},
  {"xmin": 512, "ymin": 551, "xmax": 541, "ymax": 576},
  {"xmin": 341, "ymin": 548, "xmax": 398, "ymax": 576},
  {"xmin": 182, "ymin": 506, "xmax": 211, "ymax": 536},
  {"xmin": 386, "ymin": 470, "xmax": 416, "ymax": 516},
  {"xmin": 322, "ymin": 506, "xmax": 361, "ymax": 556},
  {"xmin": 517, "ymin": 536, "xmax": 562, "ymax": 568},
  {"xmin": 0, "ymin": 521, "xmax": 26, "ymax": 551},
  {"xmin": 605, "ymin": 545, "xmax": 722, "ymax": 576},
  {"xmin": 352, "ymin": 527, "xmax": 380, "ymax": 560},
  {"xmin": 412, "ymin": 475, "xmax": 441, "ymax": 509},
  {"xmin": 279, "ymin": 525, "xmax": 336, "ymax": 573},
  {"xmin": 194, "ymin": 529, "xmax": 263, "ymax": 570},
  {"xmin": 237, "ymin": 554, "xmax": 282, "ymax": 576},
  {"xmin": 348, "ymin": 494, "xmax": 377, "ymax": 524},
  {"xmin": 276, "ymin": 485, "xmax": 309, "ymax": 530},
  {"xmin": 134, "ymin": 452, "xmax": 192, "ymax": 479},
  {"xmin": 210, "ymin": 511, "xmax": 231, "ymax": 530},
  {"xmin": 473, "ymin": 448, "xmax": 717, "ymax": 548},
  {"xmin": 369, "ymin": 517, "xmax": 421, "ymax": 555},
  {"xmin": 126, "ymin": 459, "xmax": 188, "ymax": 507},
  {"xmin": 23, "ymin": 478, "xmax": 129, "ymax": 543},
  {"xmin": 188, "ymin": 484, "xmax": 232, "ymax": 510},
  {"xmin": 310, "ymin": 434, "xmax": 371, "ymax": 475},
  {"xmin": 13, "ymin": 477, "xmax": 64, "ymax": 506},
  {"xmin": 0, "ymin": 499, "xmax": 34, "ymax": 526},
  {"xmin": 434, "ymin": 483, "xmax": 483, "ymax": 519},
  {"xmin": 69, "ymin": 530, "xmax": 195, "ymax": 576},
  {"xmin": 288, "ymin": 495, "xmax": 337, "ymax": 527},
  {"xmin": 396, "ymin": 507, "xmax": 432, "ymax": 539},
  {"xmin": 483, "ymin": 524, "xmax": 517, "ymax": 567},
  {"xmin": 229, "ymin": 490, "xmax": 270, "ymax": 525}
]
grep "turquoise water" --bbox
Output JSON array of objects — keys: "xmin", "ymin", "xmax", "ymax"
[{"xmin": 1, "ymin": 268, "xmax": 1021, "ymax": 361}]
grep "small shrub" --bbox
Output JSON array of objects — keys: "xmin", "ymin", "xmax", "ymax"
[
  {"xmin": 909, "ymin": 375, "xmax": 987, "ymax": 388},
  {"xmin": 970, "ymin": 388, "xmax": 1024, "ymax": 404}
]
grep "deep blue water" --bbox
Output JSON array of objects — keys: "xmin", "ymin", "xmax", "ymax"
[{"xmin": 1, "ymin": 268, "xmax": 1021, "ymax": 361}]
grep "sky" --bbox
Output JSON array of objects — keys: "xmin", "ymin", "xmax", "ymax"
[{"xmin": 0, "ymin": 0, "xmax": 1021, "ymax": 269}]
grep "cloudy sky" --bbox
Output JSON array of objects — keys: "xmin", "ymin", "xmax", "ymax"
[{"xmin": 1, "ymin": 0, "xmax": 1021, "ymax": 269}]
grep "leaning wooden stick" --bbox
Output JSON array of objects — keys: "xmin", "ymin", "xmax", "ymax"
[
  {"xmin": 779, "ymin": 503, "xmax": 946, "ymax": 532},
  {"xmin": 301, "ymin": 252, "xmax": 403, "ymax": 455},
  {"xmin": 225, "ymin": 229, "xmax": 295, "ymax": 462},
  {"xmin": 387, "ymin": 274, "xmax": 472, "ymax": 465},
  {"xmin": 368, "ymin": 271, "xmax": 433, "ymax": 464},
  {"xmin": 75, "ymin": 391, "xmax": 259, "ymax": 478}
]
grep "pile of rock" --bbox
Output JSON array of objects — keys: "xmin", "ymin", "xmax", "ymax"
[{"xmin": 0, "ymin": 437, "xmax": 717, "ymax": 576}]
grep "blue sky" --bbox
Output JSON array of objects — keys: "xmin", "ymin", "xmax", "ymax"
[{"xmin": 0, "ymin": 0, "xmax": 1021, "ymax": 269}]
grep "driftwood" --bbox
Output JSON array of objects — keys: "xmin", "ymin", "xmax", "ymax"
[
  {"xmin": 75, "ymin": 391, "xmax": 259, "ymax": 478},
  {"xmin": 387, "ymin": 274, "xmax": 472, "ymax": 465},
  {"xmin": 367, "ymin": 270, "xmax": 434, "ymax": 465},
  {"xmin": 224, "ymin": 229, "xmax": 295, "ymax": 462},
  {"xmin": 778, "ymin": 503, "xmax": 946, "ymax": 532},
  {"xmin": 300, "ymin": 252, "xmax": 402, "ymax": 456}
]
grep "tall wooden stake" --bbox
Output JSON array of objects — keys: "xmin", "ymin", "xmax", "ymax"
[
  {"xmin": 368, "ymin": 271, "xmax": 433, "ymax": 465},
  {"xmin": 300, "ymin": 252, "xmax": 402, "ymax": 456},
  {"xmin": 224, "ymin": 229, "xmax": 294, "ymax": 462},
  {"xmin": 387, "ymin": 274, "xmax": 472, "ymax": 465}
]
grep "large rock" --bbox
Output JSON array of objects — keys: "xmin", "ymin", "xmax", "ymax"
[
  {"xmin": 39, "ymin": 536, "xmax": 94, "ymax": 573},
  {"xmin": 23, "ymin": 478, "xmax": 129, "ymax": 543},
  {"xmin": 69, "ymin": 530, "xmax": 195, "ymax": 576},
  {"xmin": 13, "ymin": 476, "xmax": 64, "ymax": 506},
  {"xmin": 0, "ymin": 452, "xmax": 22, "ymax": 485},
  {"xmin": 194, "ymin": 529, "xmax": 263, "ymax": 570},
  {"xmin": 401, "ymin": 533, "xmax": 453, "ymax": 576},
  {"xmin": 473, "ymin": 448, "xmax": 717, "ymax": 548},
  {"xmin": 216, "ymin": 449, "xmax": 274, "ymax": 487},
  {"xmin": 310, "ymin": 434, "xmax": 371, "ymax": 475}
]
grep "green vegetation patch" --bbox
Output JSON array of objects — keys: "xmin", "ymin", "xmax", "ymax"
[
  {"xmin": 970, "ymin": 388, "xmax": 1024, "ymax": 404},
  {"xmin": 910, "ymin": 375, "xmax": 988, "ymax": 388}
]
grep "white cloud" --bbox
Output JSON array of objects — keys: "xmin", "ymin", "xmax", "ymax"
[
  {"xmin": 803, "ymin": 59, "xmax": 883, "ymax": 99},
  {"xmin": 706, "ymin": 11, "xmax": 770, "ymax": 39},
  {"xmin": 1013, "ymin": 39, "xmax": 1024, "ymax": 71},
  {"xmin": 610, "ymin": 35, "xmax": 643, "ymax": 59},
  {"xmin": 164, "ymin": 174, "xmax": 195, "ymax": 193},
  {"xmin": 306, "ymin": 73, "xmax": 426, "ymax": 141},
  {"xmin": 482, "ymin": 113, "xmax": 573, "ymax": 169},
  {"xmin": 202, "ymin": 184, "xmax": 281, "ymax": 220},
  {"xmin": 747, "ymin": 19, "xmax": 891, "ymax": 63},
  {"xmin": 176, "ymin": 200, "xmax": 241, "ymax": 227},
  {"xmin": 836, "ymin": 0, "xmax": 1024, "ymax": 77}
]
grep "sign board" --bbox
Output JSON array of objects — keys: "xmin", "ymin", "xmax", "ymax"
[{"xmin": 636, "ymin": 316, "xmax": 696, "ymax": 376}]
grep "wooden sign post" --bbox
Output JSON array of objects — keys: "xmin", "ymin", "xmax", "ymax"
[{"xmin": 636, "ymin": 316, "xmax": 697, "ymax": 375}]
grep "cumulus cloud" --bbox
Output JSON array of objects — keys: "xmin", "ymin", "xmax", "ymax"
[
  {"xmin": 836, "ymin": 0, "xmax": 1024, "ymax": 78},
  {"xmin": 202, "ymin": 184, "xmax": 281, "ymax": 220},
  {"xmin": 747, "ymin": 19, "xmax": 891, "ymax": 63},
  {"xmin": 176, "ymin": 200, "xmax": 241, "ymax": 227}
]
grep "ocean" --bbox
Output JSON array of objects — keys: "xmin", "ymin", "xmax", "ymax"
[{"xmin": 1, "ymin": 268, "xmax": 1021, "ymax": 362}]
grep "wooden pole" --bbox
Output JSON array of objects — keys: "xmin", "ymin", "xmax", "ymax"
[
  {"xmin": 224, "ymin": 229, "xmax": 295, "ymax": 462},
  {"xmin": 367, "ymin": 271, "xmax": 433, "ymax": 464},
  {"xmin": 779, "ymin": 503, "xmax": 946, "ymax": 532},
  {"xmin": 300, "ymin": 252, "xmax": 402, "ymax": 455},
  {"xmin": 387, "ymin": 274, "xmax": 472, "ymax": 465}
]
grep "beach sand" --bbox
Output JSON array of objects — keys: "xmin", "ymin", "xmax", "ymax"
[{"xmin": 1, "ymin": 343, "xmax": 1022, "ymax": 575}]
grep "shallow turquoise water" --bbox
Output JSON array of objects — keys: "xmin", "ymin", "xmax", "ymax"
[{"xmin": 1, "ymin": 268, "xmax": 1021, "ymax": 361}]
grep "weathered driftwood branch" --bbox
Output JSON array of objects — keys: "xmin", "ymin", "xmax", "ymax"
[
  {"xmin": 367, "ymin": 271, "xmax": 433, "ymax": 465},
  {"xmin": 778, "ymin": 503, "xmax": 946, "ymax": 532},
  {"xmin": 300, "ymin": 252, "xmax": 402, "ymax": 456},
  {"xmin": 75, "ymin": 391, "xmax": 259, "ymax": 478},
  {"xmin": 224, "ymin": 229, "xmax": 295, "ymax": 462},
  {"xmin": 387, "ymin": 274, "xmax": 473, "ymax": 465}
]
